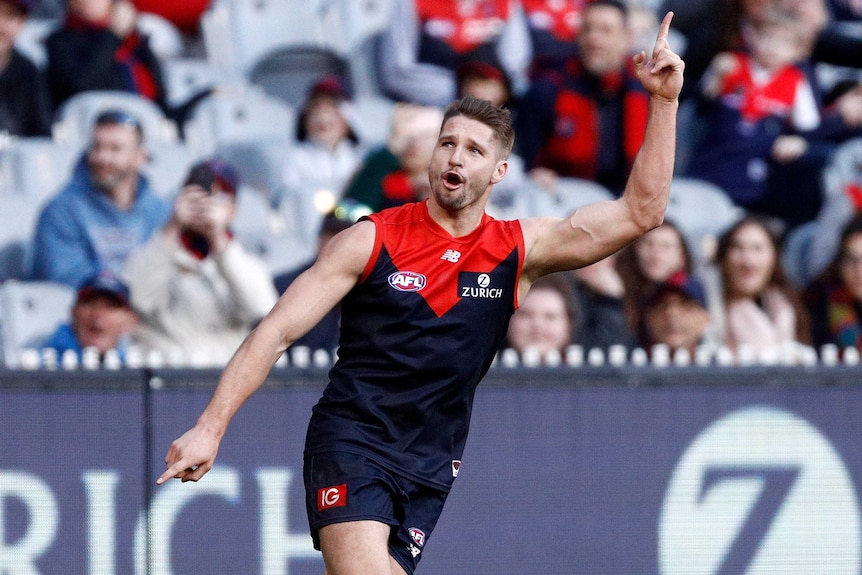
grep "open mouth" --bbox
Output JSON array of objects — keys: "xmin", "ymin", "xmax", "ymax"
[{"xmin": 443, "ymin": 171, "xmax": 464, "ymax": 189}]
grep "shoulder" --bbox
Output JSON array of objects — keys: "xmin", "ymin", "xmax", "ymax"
[
  {"xmin": 39, "ymin": 183, "xmax": 82, "ymax": 218},
  {"xmin": 321, "ymin": 219, "xmax": 377, "ymax": 266}
]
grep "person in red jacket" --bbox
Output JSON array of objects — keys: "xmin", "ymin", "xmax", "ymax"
[
  {"xmin": 515, "ymin": 0, "xmax": 649, "ymax": 195},
  {"xmin": 45, "ymin": 0, "xmax": 166, "ymax": 113}
]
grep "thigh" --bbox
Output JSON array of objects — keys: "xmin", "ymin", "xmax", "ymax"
[
  {"xmin": 304, "ymin": 452, "xmax": 401, "ymax": 546},
  {"xmin": 320, "ymin": 521, "xmax": 408, "ymax": 575}
]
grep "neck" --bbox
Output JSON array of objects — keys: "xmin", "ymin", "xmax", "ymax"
[
  {"xmin": 106, "ymin": 179, "xmax": 138, "ymax": 210},
  {"xmin": 426, "ymin": 196, "xmax": 486, "ymax": 238}
]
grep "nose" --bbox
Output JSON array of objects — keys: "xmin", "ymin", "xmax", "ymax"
[{"xmin": 449, "ymin": 145, "xmax": 464, "ymax": 167}]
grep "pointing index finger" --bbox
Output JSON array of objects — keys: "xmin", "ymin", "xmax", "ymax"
[{"xmin": 655, "ymin": 11, "xmax": 674, "ymax": 47}]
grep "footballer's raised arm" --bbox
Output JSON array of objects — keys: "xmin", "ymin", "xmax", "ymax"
[{"xmin": 520, "ymin": 12, "xmax": 684, "ymax": 283}]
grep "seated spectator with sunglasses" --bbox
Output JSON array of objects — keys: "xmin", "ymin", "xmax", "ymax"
[
  {"xmin": 122, "ymin": 158, "xmax": 278, "ymax": 367},
  {"xmin": 29, "ymin": 109, "xmax": 170, "ymax": 288}
]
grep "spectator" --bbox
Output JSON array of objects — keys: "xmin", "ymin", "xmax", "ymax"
[
  {"xmin": 714, "ymin": 216, "xmax": 811, "ymax": 359},
  {"xmin": 521, "ymin": 0, "xmax": 585, "ymax": 75},
  {"xmin": 504, "ymin": 272, "xmax": 574, "ymax": 364},
  {"xmin": 283, "ymin": 75, "xmax": 367, "ymax": 249},
  {"xmin": 0, "ymin": 0, "xmax": 50, "ymax": 136},
  {"xmin": 378, "ymin": 0, "xmax": 531, "ymax": 107},
  {"xmin": 685, "ymin": 6, "xmax": 828, "ymax": 228},
  {"xmin": 615, "ymin": 220, "xmax": 699, "ymax": 339},
  {"xmin": 456, "ymin": 60, "xmax": 513, "ymax": 108},
  {"xmin": 273, "ymin": 199, "xmax": 372, "ymax": 354},
  {"xmin": 515, "ymin": 0, "xmax": 650, "ymax": 195},
  {"xmin": 640, "ymin": 270, "xmax": 714, "ymax": 357},
  {"xmin": 805, "ymin": 214, "xmax": 862, "ymax": 351},
  {"xmin": 343, "ymin": 103, "xmax": 443, "ymax": 212},
  {"xmin": 29, "ymin": 109, "xmax": 170, "ymax": 288},
  {"xmin": 122, "ymin": 158, "xmax": 278, "ymax": 367},
  {"xmin": 567, "ymin": 253, "xmax": 636, "ymax": 350},
  {"xmin": 45, "ymin": 0, "xmax": 167, "ymax": 113},
  {"xmin": 41, "ymin": 270, "xmax": 138, "ymax": 363},
  {"xmin": 666, "ymin": 0, "xmax": 862, "ymax": 100}
]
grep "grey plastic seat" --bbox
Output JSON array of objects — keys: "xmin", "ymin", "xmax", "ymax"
[{"xmin": 0, "ymin": 280, "xmax": 76, "ymax": 367}]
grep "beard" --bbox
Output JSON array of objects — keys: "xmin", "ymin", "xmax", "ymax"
[
  {"xmin": 433, "ymin": 176, "xmax": 487, "ymax": 212},
  {"xmin": 89, "ymin": 165, "xmax": 130, "ymax": 193}
]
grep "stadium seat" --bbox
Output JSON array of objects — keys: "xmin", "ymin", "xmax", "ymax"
[
  {"xmin": 136, "ymin": 11, "xmax": 185, "ymax": 60},
  {"xmin": 782, "ymin": 220, "xmax": 818, "ymax": 288},
  {"xmin": 232, "ymin": 183, "xmax": 315, "ymax": 274},
  {"xmin": 665, "ymin": 177, "xmax": 744, "ymax": 266},
  {"xmin": 0, "ymin": 195, "xmax": 47, "ymax": 282},
  {"xmin": 182, "ymin": 86, "xmax": 295, "ymax": 155},
  {"xmin": 0, "ymin": 280, "xmax": 76, "ymax": 367},
  {"xmin": 806, "ymin": 137, "xmax": 862, "ymax": 281},
  {"xmin": 346, "ymin": 94, "xmax": 395, "ymax": 147},
  {"xmin": 145, "ymin": 142, "xmax": 202, "ymax": 197},
  {"xmin": 526, "ymin": 177, "xmax": 615, "ymax": 218},
  {"xmin": 0, "ymin": 137, "xmax": 78, "ymax": 202},
  {"xmin": 201, "ymin": 0, "xmax": 345, "ymax": 78},
  {"xmin": 249, "ymin": 45, "xmax": 350, "ymax": 108},
  {"xmin": 214, "ymin": 138, "xmax": 289, "ymax": 199},
  {"xmin": 161, "ymin": 57, "xmax": 222, "ymax": 109},
  {"xmin": 52, "ymin": 90, "xmax": 179, "ymax": 150}
]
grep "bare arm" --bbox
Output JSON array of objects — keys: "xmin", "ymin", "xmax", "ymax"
[
  {"xmin": 521, "ymin": 12, "xmax": 684, "ymax": 285},
  {"xmin": 156, "ymin": 220, "xmax": 376, "ymax": 484}
]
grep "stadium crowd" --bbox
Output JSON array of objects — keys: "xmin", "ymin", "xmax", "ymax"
[{"xmin": 0, "ymin": 0, "xmax": 860, "ymax": 369}]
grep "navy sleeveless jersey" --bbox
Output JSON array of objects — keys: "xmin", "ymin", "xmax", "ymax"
[{"xmin": 304, "ymin": 201, "xmax": 525, "ymax": 490}]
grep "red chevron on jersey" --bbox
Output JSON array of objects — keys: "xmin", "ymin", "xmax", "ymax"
[{"xmin": 366, "ymin": 201, "xmax": 524, "ymax": 318}]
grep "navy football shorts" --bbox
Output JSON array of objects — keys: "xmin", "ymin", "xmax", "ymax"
[{"xmin": 303, "ymin": 451, "xmax": 449, "ymax": 574}]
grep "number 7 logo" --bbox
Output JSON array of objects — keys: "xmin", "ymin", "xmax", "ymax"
[
  {"xmin": 699, "ymin": 466, "xmax": 799, "ymax": 574},
  {"xmin": 659, "ymin": 406, "xmax": 860, "ymax": 575}
]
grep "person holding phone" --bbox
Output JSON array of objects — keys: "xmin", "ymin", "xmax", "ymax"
[{"xmin": 122, "ymin": 158, "xmax": 278, "ymax": 367}]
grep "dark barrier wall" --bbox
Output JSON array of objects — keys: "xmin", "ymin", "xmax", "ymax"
[{"xmin": 1, "ymin": 366, "xmax": 861, "ymax": 575}]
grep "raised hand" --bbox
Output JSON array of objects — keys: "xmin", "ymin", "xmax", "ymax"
[{"xmin": 633, "ymin": 12, "xmax": 685, "ymax": 103}]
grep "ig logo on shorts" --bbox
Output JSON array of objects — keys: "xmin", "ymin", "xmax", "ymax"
[{"xmin": 658, "ymin": 406, "xmax": 860, "ymax": 575}]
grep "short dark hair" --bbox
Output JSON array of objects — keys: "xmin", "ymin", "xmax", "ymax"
[
  {"xmin": 94, "ymin": 109, "xmax": 144, "ymax": 142},
  {"xmin": 585, "ymin": 0, "xmax": 628, "ymax": 19},
  {"xmin": 442, "ymin": 95, "xmax": 515, "ymax": 159}
]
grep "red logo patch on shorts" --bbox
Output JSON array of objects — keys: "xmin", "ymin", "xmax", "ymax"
[{"xmin": 317, "ymin": 484, "xmax": 347, "ymax": 510}]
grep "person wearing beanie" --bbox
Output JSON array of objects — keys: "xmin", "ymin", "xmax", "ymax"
[
  {"xmin": 122, "ymin": 157, "xmax": 278, "ymax": 367},
  {"xmin": 40, "ymin": 270, "xmax": 139, "ymax": 363}
]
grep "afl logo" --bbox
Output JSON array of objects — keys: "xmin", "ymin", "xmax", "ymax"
[
  {"xmin": 408, "ymin": 527, "xmax": 426, "ymax": 547},
  {"xmin": 389, "ymin": 271, "xmax": 426, "ymax": 292}
]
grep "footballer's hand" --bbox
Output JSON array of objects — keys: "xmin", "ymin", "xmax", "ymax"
[
  {"xmin": 157, "ymin": 424, "xmax": 221, "ymax": 484},
  {"xmin": 633, "ymin": 11, "xmax": 684, "ymax": 103}
]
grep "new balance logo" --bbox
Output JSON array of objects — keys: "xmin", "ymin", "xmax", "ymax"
[{"xmin": 441, "ymin": 249, "xmax": 461, "ymax": 263}]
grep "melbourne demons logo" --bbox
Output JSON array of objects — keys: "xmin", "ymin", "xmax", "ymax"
[{"xmin": 388, "ymin": 271, "xmax": 426, "ymax": 292}]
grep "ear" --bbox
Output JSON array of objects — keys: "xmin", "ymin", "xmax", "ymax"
[{"xmin": 490, "ymin": 160, "xmax": 508, "ymax": 185}]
